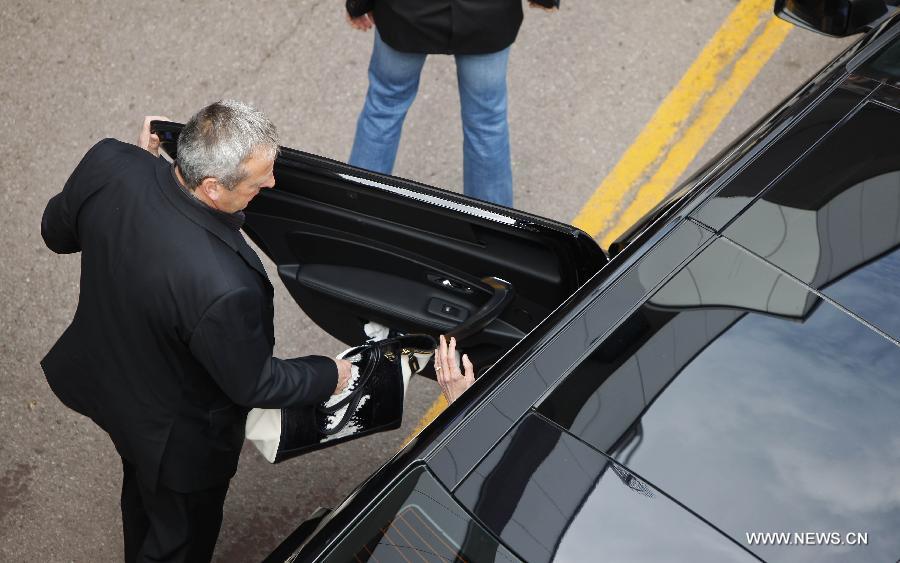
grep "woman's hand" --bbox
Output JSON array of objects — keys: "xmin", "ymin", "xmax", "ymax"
[{"xmin": 434, "ymin": 335, "xmax": 475, "ymax": 404}]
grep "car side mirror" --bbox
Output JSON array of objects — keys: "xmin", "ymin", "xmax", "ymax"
[{"xmin": 775, "ymin": 0, "xmax": 888, "ymax": 37}]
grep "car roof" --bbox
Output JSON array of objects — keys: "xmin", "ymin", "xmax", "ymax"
[{"xmin": 453, "ymin": 232, "xmax": 900, "ymax": 562}]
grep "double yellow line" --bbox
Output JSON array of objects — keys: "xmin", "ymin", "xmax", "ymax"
[
  {"xmin": 574, "ymin": 0, "xmax": 792, "ymax": 248},
  {"xmin": 402, "ymin": 0, "xmax": 792, "ymax": 446}
]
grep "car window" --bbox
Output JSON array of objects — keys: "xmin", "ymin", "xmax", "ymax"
[
  {"xmin": 859, "ymin": 28, "xmax": 900, "ymax": 79},
  {"xmin": 818, "ymin": 244, "xmax": 900, "ymax": 338},
  {"xmin": 321, "ymin": 466, "xmax": 521, "ymax": 563},
  {"xmin": 537, "ymin": 237, "xmax": 900, "ymax": 563},
  {"xmin": 690, "ymin": 86, "xmax": 869, "ymax": 231},
  {"xmin": 719, "ymin": 102, "xmax": 900, "ymax": 340},
  {"xmin": 454, "ymin": 414, "xmax": 759, "ymax": 563}
]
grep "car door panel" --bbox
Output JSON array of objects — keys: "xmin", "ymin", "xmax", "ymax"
[
  {"xmin": 152, "ymin": 122, "xmax": 607, "ymax": 371},
  {"xmin": 243, "ymin": 165, "xmax": 588, "ymax": 370}
]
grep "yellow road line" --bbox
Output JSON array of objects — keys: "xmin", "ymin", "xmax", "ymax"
[
  {"xmin": 400, "ymin": 0, "xmax": 791, "ymax": 446},
  {"xmin": 402, "ymin": 394, "xmax": 447, "ymax": 447},
  {"xmin": 572, "ymin": 0, "xmax": 791, "ymax": 246},
  {"xmin": 598, "ymin": 16, "xmax": 792, "ymax": 248}
]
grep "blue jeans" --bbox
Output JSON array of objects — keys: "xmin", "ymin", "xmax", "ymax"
[{"xmin": 349, "ymin": 31, "xmax": 513, "ymax": 207}]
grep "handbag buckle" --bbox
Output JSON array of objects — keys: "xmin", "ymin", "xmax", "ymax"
[{"xmin": 407, "ymin": 353, "xmax": 420, "ymax": 374}]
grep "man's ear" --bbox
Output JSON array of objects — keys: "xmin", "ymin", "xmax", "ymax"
[{"xmin": 197, "ymin": 177, "xmax": 222, "ymax": 201}]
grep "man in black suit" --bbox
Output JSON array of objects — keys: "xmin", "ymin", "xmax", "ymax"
[{"xmin": 40, "ymin": 100, "xmax": 351, "ymax": 562}]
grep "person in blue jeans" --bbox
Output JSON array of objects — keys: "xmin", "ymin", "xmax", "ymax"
[{"xmin": 345, "ymin": 0, "xmax": 559, "ymax": 207}]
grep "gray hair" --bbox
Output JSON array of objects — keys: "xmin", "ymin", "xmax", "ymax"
[{"xmin": 177, "ymin": 100, "xmax": 279, "ymax": 190}]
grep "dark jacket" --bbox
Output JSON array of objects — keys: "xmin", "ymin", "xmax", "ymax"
[
  {"xmin": 41, "ymin": 139, "xmax": 337, "ymax": 493},
  {"xmin": 347, "ymin": 0, "xmax": 560, "ymax": 55}
]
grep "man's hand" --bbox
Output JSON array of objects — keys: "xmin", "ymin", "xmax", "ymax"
[
  {"xmin": 347, "ymin": 11, "xmax": 374, "ymax": 31},
  {"xmin": 333, "ymin": 358, "xmax": 352, "ymax": 395},
  {"xmin": 434, "ymin": 335, "xmax": 475, "ymax": 404},
  {"xmin": 137, "ymin": 115, "xmax": 172, "ymax": 157}
]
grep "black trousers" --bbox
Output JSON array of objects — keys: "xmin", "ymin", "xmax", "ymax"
[{"xmin": 120, "ymin": 458, "xmax": 230, "ymax": 563}]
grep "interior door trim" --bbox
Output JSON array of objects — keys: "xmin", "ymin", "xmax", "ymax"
[{"xmin": 337, "ymin": 173, "xmax": 518, "ymax": 226}]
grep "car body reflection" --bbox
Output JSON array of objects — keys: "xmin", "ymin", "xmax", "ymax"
[{"xmin": 460, "ymin": 233, "xmax": 900, "ymax": 563}]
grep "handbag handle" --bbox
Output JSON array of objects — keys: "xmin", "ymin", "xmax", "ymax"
[{"xmin": 445, "ymin": 277, "xmax": 513, "ymax": 341}]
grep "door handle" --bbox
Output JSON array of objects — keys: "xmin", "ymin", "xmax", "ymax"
[
  {"xmin": 445, "ymin": 276, "xmax": 514, "ymax": 341},
  {"xmin": 427, "ymin": 274, "xmax": 475, "ymax": 295}
]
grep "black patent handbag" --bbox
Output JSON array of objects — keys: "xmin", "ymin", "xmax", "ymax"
[{"xmin": 246, "ymin": 334, "xmax": 436, "ymax": 463}]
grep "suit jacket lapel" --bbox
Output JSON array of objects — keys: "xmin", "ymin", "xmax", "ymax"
[{"xmin": 235, "ymin": 236, "xmax": 270, "ymax": 282}]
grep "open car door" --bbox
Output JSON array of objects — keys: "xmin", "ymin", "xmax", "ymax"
[{"xmin": 153, "ymin": 121, "xmax": 607, "ymax": 373}]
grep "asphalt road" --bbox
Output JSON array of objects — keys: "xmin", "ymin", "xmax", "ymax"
[{"xmin": 0, "ymin": 1, "xmax": 853, "ymax": 561}]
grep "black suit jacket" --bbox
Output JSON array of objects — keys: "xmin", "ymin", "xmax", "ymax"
[
  {"xmin": 347, "ymin": 0, "xmax": 560, "ymax": 55},
  {"xmin": 41, "ymin": 139, "xmax": 337, "ymax": 493}
]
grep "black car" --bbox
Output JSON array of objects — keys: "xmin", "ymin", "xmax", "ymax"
[{"xmin": 154, "ymin": 3, "xmax": 900, "ymax": 561}]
